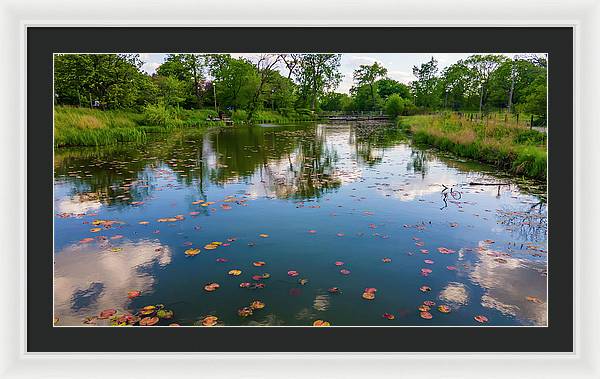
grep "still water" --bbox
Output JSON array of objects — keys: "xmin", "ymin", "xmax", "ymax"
[{"xmin": 54, "ymin": 123, "xmax": 547, "ymax": 326}]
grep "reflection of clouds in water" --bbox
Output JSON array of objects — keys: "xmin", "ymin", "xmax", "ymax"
[
  {"xmin": 438, "ymin": 282, "xmax": 469, "ymax": 307},
  {"xmin": 56, "ymin": 194, "xmax": 102, "ymax": 214},
  {"xmin": 469, "ymin": 245, "xmax": 547, "ymax": 326},
  {"xmin": 54, "ymin": 239, "xmax": 172, "ymax": 325}
]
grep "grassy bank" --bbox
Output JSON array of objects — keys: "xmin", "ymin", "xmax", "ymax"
[
  {"xmin": 398, "ymin": 114, "xmax": 547, "ymax": 180},
  {"xmin": 54, "ymin": 106, "xmax": 316, "ymax": 147}
]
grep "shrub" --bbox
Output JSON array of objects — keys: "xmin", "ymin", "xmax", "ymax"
[{"xmin": 384, "ymin": 94, "xmax": 405, "ymax": 118}]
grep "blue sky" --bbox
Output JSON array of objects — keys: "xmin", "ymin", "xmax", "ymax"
[{"xmin": 138, "ymin": 53, "xmax": 526, "ymax": 94}]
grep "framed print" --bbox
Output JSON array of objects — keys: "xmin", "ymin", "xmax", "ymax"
[{"xmin": 1, "ymin": 0, "xmax": 599, "ymax": 377}]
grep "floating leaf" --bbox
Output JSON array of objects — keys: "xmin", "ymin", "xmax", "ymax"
[
  {"xmin": 138, "ymin": 221, "xmax": 150, "ymax": 225},
  {"xmin": 238, "ymin": 307, "xmax": 253, "ymax": 317},
  {"xmin": 419, "ymin": 285, "xmax": 432, "ymax": 292},
  {"xmin": 201, "ymin": 315, "xmax": 218, "ymax": 326},
  {"xmin": 204, "ymin": 282, "xmax": 220, "ymax": 292},
  {"xmin": 474, "ymin": 315, "xmax": 489, "ymax": 323},
  {"xmin": 423, "ymin": 300, "xmax": 436, "ymax": 307},
  {"xmin": 328, "ymin": 287, "xmax": 341, "ymax": 294},
  {"xmin": 204, "ymin": 244, "xmax": 218, "ymax": 250},
  {"xmin": 239, "ymin": 282, "xmax": 251, "ymax": 288},
  {"xmin": 418, "ymin": 305, "xmax": 431, "ymax": 312},
  {"xmin": 228, "ymin": 269, "xmax": 242, "ymax": 276},
  {"xmin": 287, "ymin": 270, "xmax": 299, "ymax": 277},
  {"xmin": 127, "ymin": 290, "xmax": 141, "ymax": 299},
  {"xmin": 79, "ymin": 237, "xmax": 95, "ymax": 244},
  {"xmin": 185, "ymin": 248, "xmax": 201, "ymax": 256},
  {"xmin": 157, "ymin": 309, "xmax": 174, "ymax": 319},
  {"xmin": 339, "ymin": 269, "xmax": 351, "ymax": 275},
  {"xmin": 216, "ymin": 258, "xmax": 228, "ymax": 263},
  {"xmin": 298, "ymin": 278, "xmax": 309, "ymax": 285},
  {"xmin": 446, "ymin": 266, "xmax": 457, "ymax": 271},
  {"xmin": 438, "ymin": 305, "xmax": 451, "ymax": 313},
  {"xmin": 140, "ymin": 316, "xmax": 159, "ymax": 326},
  {"xmin": 308, "ymin": 230, "xmax": 317, "ymax": 234},
  {"xmin": 99, "ymin": 309, "xmax": 116, "ymax": 319},
  {"xmin": 110, "ymin": 235, "xmax": 124, "ymax": 240},
  {"xmin": 336, "ymin": 233, "xmax": 345, "ymax": 237},
  {"xmin": 250, "ymin": 300, "xmax": 265, "ymax": 310},
  {"xmin": 90, "ymin": 228, "xmax": 102, "ymax": 233},
  {"xmin": 525, "ymin": 296, "xmax": 544, "ymax": 304},
  {"xmin": 420, "ymin": 312, "xmax": 433, "ymax": 320},
  {"xmin": 382, "ymin": 313, "xmax": 395, "ymax": 320},
  {"xmin": 362, "ymin": 292, "xmax": 375, "ymax": 300},
  {"xmin": 259, "ymin": 234, "xmax": 269, "ymax": 238},
  {"xmin": 437, "ymin": 247, "xmax": 455, "ymax": 254},
  {"xmin": 110, "ymin": 247, "xmax": 123, "ymax": 253},
  {"xmin": 424, "ymin": 259, "xmax": 434, "ymax": 264},
  {"xmin": 169, "ymin": 323, "xmax": 181, "ymax": 327},
  {"xmin": 313, "ymin": 320, "xmax": 331, "ymax": 326},
  {"xmin": 253, "ymin": 261, "xmax": 266, "ymax": 267},
  {"xmin": 382, "ymin": 257, "xmax": 392, "ymax": 263},
  {"xmin": 334, "ymin": 261, "xmax": 344, "ymax": 266}
]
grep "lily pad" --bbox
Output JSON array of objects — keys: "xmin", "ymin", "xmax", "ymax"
[
  {"xmin": 313, "ymin": 320, "xmax": 331, "ymax": 326},
  {"xmin": 139, "ymin": 316, "xmax": 159, "ymax": 326}
]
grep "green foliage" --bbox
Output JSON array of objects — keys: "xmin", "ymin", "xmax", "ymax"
[
  {"xmin": 377, "ymin": 78, "xmax": 411, "ymax": 100},
  {"xmin": 142, "ymin": 103, "xmax": 183, "ymax": 128},
  {"xmin": 54, "ymin": 54, "xmax": 156, "ymax": 111},
  {"xmin": 294, "ymin": 54, "xmax": 343, "ymax": 110},
  {"xmin": 384, "ymin": 94, "xmax": 405, "ymax": 118}
]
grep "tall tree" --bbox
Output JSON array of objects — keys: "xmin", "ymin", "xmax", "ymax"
[
  {"xmin": 411, "ymin": 57, "xmax": 440, "ymax": 108},
  {"xmin": 295, "ymin": 54, "xmax": 342, "ymax": 111},
  {"xmin": 157, "ymin": 54, "xmax": 206, "ymax": 107},
  {"xmin": 353, "ymin": 62, "xmax": 388, "ymax": 109},
  {"xmin": 463, "ymin": 54, "xmax": 506, "ymax": 112},
  {"xmin": 247, "ymin": 54, "xmax": 283, "ymax": 120}
]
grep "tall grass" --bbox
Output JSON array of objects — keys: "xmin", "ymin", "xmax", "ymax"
[{"xmin": 399, "ymin": 113, "xmax": 547, "ymax": 179}]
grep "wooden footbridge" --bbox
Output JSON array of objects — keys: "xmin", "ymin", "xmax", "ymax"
[{"xmin": 323, "ymin": 114, "xmax": 390, "ymax": 122}]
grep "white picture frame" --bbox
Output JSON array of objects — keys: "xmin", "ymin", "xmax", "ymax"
[{"xmin": 1, "ymin": 0, "xmax": 598, "ymax": 377}]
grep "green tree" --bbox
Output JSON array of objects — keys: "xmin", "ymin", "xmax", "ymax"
[
  {"xmin": 463, "ymin": 54, "xmax": 507, "ymax": 112},
  {"xmin": 384, "ymin": 94, "xmax": 405, "ymax": 118},
  {"xmin": 207, "ymin": 54, "xmax": 259, "ymax": 110},
  {"xmin": 294, "ymin": 54, "xmax": 342, "ymax": 111},
  {"xmin": 376, "ymin": 78, "xmax": 411, "ymax": 100},
  {"xmin": 54, "ymin": 53, "xmax": 152, "ymax": 109},
  {"xmin": 411, "ymin": 57, "xmax": 440, "ymax": 109},
  {"xmin": 156, "ymin": 54, "xmax": 206, "ymax": 108},
  {"xmin": 353, "ymin": 62, "xmax": 388, "ymax": 109}
]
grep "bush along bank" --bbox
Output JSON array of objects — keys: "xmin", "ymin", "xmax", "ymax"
[{"xmin": 397, "ymin": 113, "xmax": 547, "ymax": 180}]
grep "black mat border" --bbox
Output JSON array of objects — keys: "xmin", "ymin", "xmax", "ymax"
[{"xmin": 27, "ymin": 27, "xmax": 573, "ymax": 353}]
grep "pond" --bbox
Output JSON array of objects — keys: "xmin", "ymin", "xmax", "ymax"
[{"xmin": 53, "ymin": 122, "xmax": 548, "ymax": 327}]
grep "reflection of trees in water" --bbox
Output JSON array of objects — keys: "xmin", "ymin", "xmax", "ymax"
[
  {"xmin": 54, "ymin": 125, "xmax": 345, "ymax": 205},
  {"xmin": 354, "ymin": 124, "xmax": 407, "ymax": 166},
  {"xmin": 407, "ymin": 149, "xmax": 430, "ymax": 178},
  {"xmin": 206, "ymin": 125, "xmax": 342, "ymax": 199},
  {"xmin": 54, "ymin": 146, "xmax": 154, "ymax": 208},
  {"xmin": 497, "ymin": 204, "xmax": 548, "ymax": 244}
]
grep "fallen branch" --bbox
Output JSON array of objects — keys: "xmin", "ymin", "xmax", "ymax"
[{"xmin": 468, "ymin": 182, "xmax": 511, "ymax": 186}]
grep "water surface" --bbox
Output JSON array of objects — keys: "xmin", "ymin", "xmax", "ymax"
[{"xmin": 54, "ymin": 123, "xmax": 547, "ymax": 326}]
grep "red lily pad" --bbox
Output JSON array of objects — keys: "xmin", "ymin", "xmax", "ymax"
[
  {"xmin": 140, "ymin": 316, "xmax": 159, "ymax": 326},
  {"xmin": 382, "ymin": 313, "xmax": 395, "ymax": 320},
  {"xmin": 99, "ymin": 309, "xmax": 117, "ymax": 319},
  {"xmin": 474, "ymin": 315, "xmax": 489, "ymax": 323},
  {"xmin": 287, "ymin": 270, "xmax": 299, "ymax": 277},
  {"xmin": 339, "ymin": 269, "xmax": 351, "ymax": 275}
]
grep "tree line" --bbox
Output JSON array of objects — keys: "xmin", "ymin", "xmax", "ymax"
[{"xmin": 54, "ymin": 53, "xmax": 547, "ymax": 120}]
